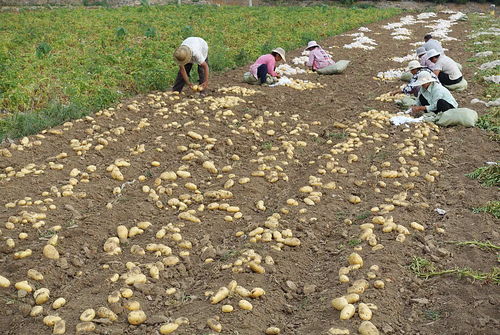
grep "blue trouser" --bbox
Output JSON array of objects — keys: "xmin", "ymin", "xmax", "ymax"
[{"xmin": 257, "ymin": 64, "xmax": 268, "ymax": 84}]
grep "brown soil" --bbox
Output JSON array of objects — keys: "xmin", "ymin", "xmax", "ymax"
[{"xmin": 1, "ymin": 10, "xmax": 499, "ymax": 335}]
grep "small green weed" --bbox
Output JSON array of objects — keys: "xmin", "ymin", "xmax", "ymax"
[
  {"xmin": 355, "ymin": 211, "xmax": 371, "ymax": 221},
  {"xmin": 447, "ymin": 240, "xmax": 500, "ymax": 251},
  {"xmin": 466, "ymin": 164, "xmax": 500, "ymax": 187},
  {"xmin": 423, "ymin": 309, "xmax": 441, "ymax": 321},
  {"xmin": 473, "ymin": 201, "xmax": 500, "ymax": 219},
  {"xmin": 262, "ymin": 141, "xmax": 272, "ymax": 150},
  {"xmin": 348, "ymin": 239, "xmax": 362, "ymax": 247}
]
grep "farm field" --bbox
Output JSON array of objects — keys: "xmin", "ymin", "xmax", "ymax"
[
  {"xmin": 0, "ymin": 4, "xmax": 400, "ymax": 140},
  {"xmin": 0, "ymin": 5, "xmax": 499, "ymax": 335}
]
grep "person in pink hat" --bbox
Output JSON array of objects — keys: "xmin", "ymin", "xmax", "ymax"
[{"xmin": 305, "ymin": 41, "xmax": 334, "ymax": 71}]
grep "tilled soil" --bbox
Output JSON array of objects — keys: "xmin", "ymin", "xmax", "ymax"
[{"xmin": 0, "ymin": 10, "xmax": 499, "ymax": 335}]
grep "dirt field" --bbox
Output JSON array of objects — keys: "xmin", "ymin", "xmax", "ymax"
[{"xmin": 0, "ymin": 10, "xmax": 498, "ymax": 335}]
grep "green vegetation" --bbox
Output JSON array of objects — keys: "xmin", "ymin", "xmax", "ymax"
[
  {"xmin": 447, "ymin": 240, "xmax": 500, "ymax": 251},
  {"xmin": 468, "ymin": 14, "xmax": 500, "ymax": 139},
  {"xmin": 466, "ymin": 164, "xmax": 500, "ymax": 187},
  {"xmin": 0, "ymin": 4, "xmax": 400, "ymax": 140},
  {"xmin": 472, "ymin": 201, "xmax": 500, "ymax": 219},
  {"xmin": 409, "ymin": 256, "xmax": 500, "ymax": 284}
]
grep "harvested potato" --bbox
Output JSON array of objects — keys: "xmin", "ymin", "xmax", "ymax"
[
  {"xmin": 43, "ymin": 244, "xmax": 60, "ymax": 260},
  {"xmin": 80, "ymin": 309, "xmax": 96, "ymax": 322},
  {"xmin": 359, "ymin": 321, "xmax": 379, "ymax": 335},
  {"xmin": 239, "ymin": 299, "xmax": 253, "ymax": 311},
  {"xmin": 34, "ymin": 288, "xmax": 50, "ymax": 304},
  {"xmin": 358, "ymin": 303, "xmax": 373, "ymax": 320},
  {"xmin": 347, "ymin": 252, "xmax": 363, "ymax": 267},
  {"xmin": 128, "ymin": 310, "xmax": 147, "ymax": 325},
  {"xmin": 331, "ymin": 296, "xmax": 348, "ymax": 311},
  {"xmin": 328, "ymin": 329, "xmax": 350, "ymax": 335},
  {"xmin": 265, "ymin": 326, "xmax": 281, "ymax": 334},
  {"xmin": 221, "ymin": 305, "xmax": 233, "ymax": 313},
  {"xmin": 76, "ymin": 322, "xmax": 95, "ymax": 333},
  {"xmin": 97, "ymin": 306, "xmax": 117, "ymax": 321},
  {"xmin": 160, "ymin": 323, "xmax": 179, "ymax": 334},
  {"xmin": 211, "ymin": 287, "xmax": 229, "ymax": 304},
  {"xmin": 250, "ymin": 287, "xmax": 265, "ymax": 298},
  {"xmin": 43, "ymin": 315, "xmax": 62, "ymax": 326},
  {"xmin": 207, "ymin": 318, "xmax": 222, "ymax": 333},
  {"xmin": 52, "ymin": 297, "xmax": 66, "ymax": 309},
  {"xmin": 53, "ymin": 320, "xmax": 66, "ymax": 334},
  {"xmin": 340, "ymin": 304, "xmax": 355, "ymax": 320}
]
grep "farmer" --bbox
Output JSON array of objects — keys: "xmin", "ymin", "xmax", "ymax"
[
  {"xmin": 392, "ymin": 60, "xmax": 438, "ymax": 96},
  {"xmin": 416, "ymin": 46, "xmax": 435, "ymax": 70},
  {"xmin": 426, "ymin": 49, "xmax": 463, "ymax": 86},
  {"xmin": 423, "ymin": 34, "xmax": 444, "ymax": 54},
  {"xmin": 305, "ymin": 41, "xmax": 334, "ymax": 71},
  {"xmin": 249, "ymin": 47, "xmax": 286, "ymax": 85},
  {"xmin": 172, "ymin": 37, "xmax": 209, "ymax": 93},
  {"xmin": 410, "ymin": 71, "xmax": 458, "ymax": 117}
]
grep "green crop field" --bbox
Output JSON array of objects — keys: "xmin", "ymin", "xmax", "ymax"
[{"xmin": 0, "ymin": 4, "xmax": 400, "ymax": 140}]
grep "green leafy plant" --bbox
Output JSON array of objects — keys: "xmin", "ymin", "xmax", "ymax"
[
  {"xmin": 473, "ymin": 201, "xmax": 500, "ymax": 219},
  {"xmin": 35, "ymin": 42, "xmax": 52, "ymax": 58},
  {"xmin": 466, "ymin": 165, "xmax": 500, "ymax": 187}
]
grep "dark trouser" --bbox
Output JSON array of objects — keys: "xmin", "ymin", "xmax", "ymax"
[
  {"xmin": 419, "ymin": 95, "xmax": 455, "ymax": 113},
  {"xmin": 438, "ymin": 72, "xmax": 462, "ymax": 86},
  {"xmin": 172, "ymin": 57, "xmax": 209, "ymax": 92},
  {"xmin": 257, "ymin": 64, "xmax": 268, "ymax": 84}
]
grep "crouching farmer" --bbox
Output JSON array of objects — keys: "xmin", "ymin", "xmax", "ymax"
[
  {"xmin": 305, "ymin": 41, "xmax": 334, "ymax": 71},
  {"xmin": 249, "ymin": 48, "xmax": 286, "ymax": 85},
  {"xmin": 410, "ymin": 71, "xmax": 458, "ymax": 118},
  {"xmin": 172, "ymin": 37, "xmax": 209, "ymax": 92}
]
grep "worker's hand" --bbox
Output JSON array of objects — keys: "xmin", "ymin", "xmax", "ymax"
[
  {"xmin": 410, "ymin": 106, "xmax": 424, "ymax": 117},
  {"xmin": 200, "ymin": 81, "xmax": 208, "ymax": 90}
]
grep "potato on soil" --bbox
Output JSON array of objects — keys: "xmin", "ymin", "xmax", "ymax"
[
  {"xmin": 160, "ymin": 323, "xmax": 179, "ymax": 334},
  {"xmin": 340, "ymin": 304, "xmax": 355, "ymax": 320},
  {"xmin": 211, "ymin": 287, "xmax": 229, "ymax": 304},
  {"xmin": 207, "ymin": 318, "xmax": 222, "ymax": 332},
  {"xmin": 358, "ymin": 303, "xmax": 373, "ymax": 320},
  {"xmin": 359, "ymin": 321, "xmax": 379, "ymax": 335},
  {"xmin": 80, "ymin": 309, "xmax": 96, "ymax": 322},
  {"xmin": 331, "ymin": 296, "xmax": 348, "ymax": 311},
  {"xmin": 265, "ymin": 326, "xmax": 281, "ymax": 334},
  {"xmin": 128, "ymin": 310, "xmax": 147, "ymax": 325}
]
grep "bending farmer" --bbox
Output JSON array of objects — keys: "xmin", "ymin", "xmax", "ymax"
[
  {"xmin": 399, "ymin": 60, "xmax": 438, "ymax": 96},
  {"xmin": 173, "ymin": 37, "xmax": 209, "ymax": 92},
  {"xmin": 249, "ymin": 48, "xmax": 286, "ymax": 84},
  {"xmin": 410, "ymin": 71, "xmax": 458, "ymax": 118}
]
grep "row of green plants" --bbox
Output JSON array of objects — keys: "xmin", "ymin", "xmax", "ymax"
[
  {"xmin": 465, "ymin": 14, "xmax": 499, "ymax": 220},
  {"xmin": 0, "ymin": 4, "xmax": 400, "ymax": 140}
]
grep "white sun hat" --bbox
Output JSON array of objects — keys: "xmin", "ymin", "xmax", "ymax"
[
  {"xmin": 416, "ymin": 46, "xmax": 426, "ymax": 56},
  {"xmin": 408, "ymin": 60, "xmax": 423, "ymax": 71},
  {"xmin": 426, "ymin": 49, "xmax": 441, "ymax": 59},
  {"xmin": 272, "ymin": 47, "xmax": 286, "ymax": 62},
  {"xmin": 413, "ymin": 71, "xmax": 438, "ymax": 86},
  {"xmin": 173, "ymin": 45, "xmax": 192, "ymax": 66},
  {"xmin": 305, "ymin": 41, "xmax": 320, "ymax": 50}
]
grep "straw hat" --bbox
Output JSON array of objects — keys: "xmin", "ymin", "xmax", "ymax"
[
  {"xmin": 272, "ymin": 47, "xmax": 286, "ymax": 62},
  {"xmin": 173, "ymin": 45, "xmax": 192, "ymax": 66},
  {"xmin": 305, "ymin": 41, "xmax": 320, "ymax": 50},
  {"xmin": 426, "ymin": 49, "xmax": 440, "ymax": 59},
  {"xmin": 413, "ymin": 71, "xmax": 437, "ymax": 86},
  {"xmin": 416, "ymin": 46, "xmax": 426, "ymax": 56},
  {"xmin": 408, "ymin": 60, "xmax": 423, "ymax": 71}
]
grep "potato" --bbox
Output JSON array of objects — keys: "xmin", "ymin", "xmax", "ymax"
[
  {"xmin": 124, "ymin": 300, "xmax": 141, "ymax": 311},
  {"xmin": 160, "ymin": 323, "xmax": 179, "ymax": 334},
  {"xmin": 347, "ymin": 252, "xmax": 363, "ymax": 267},
  {"xmin": 210, "ymin": 287, "xmax": 229, "ymax": 304},
  {"xmin": 30, "ymin": 305, "xmax": 44, "ymax": 317},
  {"xmin": 345, "ymin": 293, "xmax": 359, "ymax": 304},
  {"xmin": 328, "ymin": 329, "xmax": 350, "ymax": 335},
  {"xmin": 0, "ymin": 274, "xmax": 11, "ymax": 287},
  {"xmin": 80, "ymin": 308, "xmax": 95, "ymax": 322},
  {"xmin": 97, "ymin": 307, "xmax": 117, "ymax": 321},
  {"xmin": 248, "ymin": 261, "xmax": 265, "ymax": 274},
  {"xmin": 238, "ymin": 299, "xmax": 253, "ymax": 311},
  {"xmin": 235, "ymin": 286, "xmax": 251, "ymax": 297},
  {"xmin": 358, "ymin": 303, "xmax": 373, "ymax": 320},
  {"xmin": 43, "ymin": 244, "xmax": 60, "ymax": 260},
  {"xmin": 221, "ymin": 304, "xmax": 233, "ymax": 313},
  {"xmin": 15, "ymin": 280, "xmax": 32, "ymax": 292},
  {"xmin": 410, "ymin": 222, "xmax": 425, "ymax": 231},
  {"xmin": 340, "ymin": 304, "xmax": 355, "ymax": 320},
  {"xmin": 76, "ymin": 322, "xmax": 95, "ymax": 333},
  {"xmin": 331, "ymin": 296, "xmax": 348, "ymax": 311},
  {"xmin": 283, "ymin": 237, "xmax": 301, "ymax": 247},
  {"xmin": 174, "ymin": 317, "xmax": 189, "ymax": 325},
  {"xmin": 265, "ymin": 327, "xmax": 281, "ymax": 334},
  {"xmin": 43, "ymin": 315, "xmax": 62, "ymax": 327},
  {"xmin": 250, "ymin": 287, "xmax": 265, "ymax": 298},
  {"xmin": 128, "ymin": 310, "xmax": 147, "ymax": 325},
  {"xmin": 358, "ymin": 321, "xmax": 379, "ymax": 335},
  {"xmin": 373, "ymin": 280, "xmax": 385, "ymax": 289},
  {"xmin": 53, "ymin": 320, "xmax": 66, "ymax": 334},
  {"xmin": 52, "ymin": 298, "xmax": 66, "ymax": 309},
  {"xmin": 207, "ymin": 318, "xmax": 222, "ymax": 332},
  {"xmin": 27, "ymin": 269, "xmax": 44, "ymax": 281}
]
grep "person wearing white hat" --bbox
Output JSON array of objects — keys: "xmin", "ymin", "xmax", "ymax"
[
  {"xmin": 416, "ymin": 46, "xmax": 435, "ymax": 70},
  {"xmin": 249, "ymin": 47, "xmax": 286, "ymax": 85},
  {"xmin": 410, "ymin": 71, "xmax": 458, "ymax": 117},
  {"xmin": 172, "ymin": 37, "xmax": 209, "ymax": 93},
  {"xmin": 423, "ymin": 34, "xmax": 444, "ymax": 54},
  {"xmin": 305, "ymin": 41, "xmax": 334, "ymax": 71},
  {"xmin": 426, "ymin": 49, "xmax": 463, "ymax": 86},
  {"xmin": 399, "ymin": 60, "xmax": 439, "ymax": 96}
]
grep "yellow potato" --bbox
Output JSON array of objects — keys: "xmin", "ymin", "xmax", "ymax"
[
  {"xmin": 345, "ymin": 293, "xmax": 360, "ymax": 304},
  {"xmin": 43, "ymin": 244, "xmax": 60, "ymax": 260},
  {"xmin": 248, "ymin": 261, "xmax": 265, "ymax": 274},
  {"xmin": 210, "ymin": 287, "xmax": 229, "ymax": 304},
  {"xmin": 43, "ymin": 315, "xmax": 61, "ymax": 327},
  {"xmin": 331, "ymin": 296, "xmax": 348, "ymax": 311},
  {"xmin": 27, "ymin": 269, "xmax": 44, "ymax": 281},
  {"xmin": 340, "ymin": 304, "xmax": 355, "ymax": 320},
  {"xmin": 34, "ymin": 288, "xmax": 50, "ymax": 304},
  {"xmin": 15, "ymin": 280, "xmax": 32, "ymax": 292},
  {"xmin": 265, "ymin": 327, "xmax": 281, "ymax": 335},
  {"xmin": 250, "ymin": 287, "xmax": 265, "ymax": 298},
  {"xmin": 52, "ymin": 297, "xmax": 66, "ymax": 309},
  {"xmin": 238, "ymin": 299, "xmax": 253, "ymax": 311},
  {"xmin": 358, "ymin": 303, "xmax": 373, "ymax": 321},
  {"xmin": 76, "ymin": 322, "xmax": 96, "ymax": 333},
  {"xmin": 128, "ymin": 310, "xmax": 147, "ymax": 325},
  {"xmin": 207, "ymin": 318, "xmax": 222, "ymax": 332},
  {"xmin": 53, "ymin": 320, "xmax": 66, "ymax": 334},
  {"xmin": 80, "ymin": 308, "xmax": 96, "ymax": 322},
  {"xmin": 235, "ymin": 286, "xmax": 251, "ymax": 297},
  {"xmin": 160, "ymin": 323, "xmax": 179, "ymax": 334},
  {"xmin": 347, "ymin": 252, "xmax": 363, "ymax": 267},
  {"xmin": 30, "ymin": 305, "xmax": 44, "ymax": 317},
  {"xmin": 358, "ymin": 321, "xmax": 380, "ymax": 335},
  {"xmin": 96, "ymin": 307, "xmax": 117, "ymax": 321},
  {"xmin": 373, "ymin": 280, "xmax": 385, "ymax": 289},
  {"xmin": 0, "ymin": 275, "xmax": 11, "ymax": 288},
  {"xmin": 221, "ymin": 304, "xmax": 233, "ymax": 313},
  {"xmin": 328, "ymin": 329, "xmax": 350, "ymax": 335}
]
